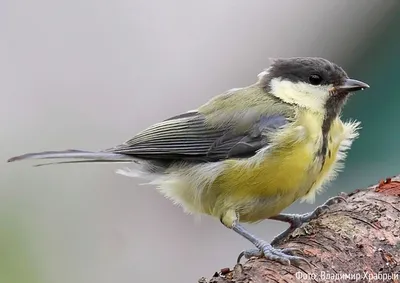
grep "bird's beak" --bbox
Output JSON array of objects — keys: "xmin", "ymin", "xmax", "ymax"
[{"xmin": 336, "ymin": 78, "xmax": 370, "ymax": 92}]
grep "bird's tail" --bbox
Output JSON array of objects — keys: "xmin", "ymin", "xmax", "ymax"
[{"xmin": 7, "ymin": 149, "xmax": 135, "ymax": 167}]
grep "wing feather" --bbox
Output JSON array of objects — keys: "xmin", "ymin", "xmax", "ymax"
[{"xmin": 109, "ymin": 111, "xmax": 287, "ymax": 162}]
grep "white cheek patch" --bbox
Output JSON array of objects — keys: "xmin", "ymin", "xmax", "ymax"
[{"xmin": 269, "ymin": 78, "xmax": 331, "ymax": 112}]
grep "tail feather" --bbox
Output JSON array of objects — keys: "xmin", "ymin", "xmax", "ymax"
[
  {"xmin": 33, "ymin": 159, "xmax": 134, "ymax": 167},
  {"xmin": 7, "ymin": 149, "xmax": 134, "ymax": 165}
]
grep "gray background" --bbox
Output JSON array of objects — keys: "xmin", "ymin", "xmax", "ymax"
[{"xmin": 2, "ymin": 1, "xmax": 400, "ymax": 283}]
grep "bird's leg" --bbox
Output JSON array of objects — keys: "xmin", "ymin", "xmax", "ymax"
[
  {"xmin": 221, "ymin": 210, "xmax": 309, "ymax": 266},
  {"xmin": 269, "ymin": 195, "xmax": 346, "ymax": 246}
]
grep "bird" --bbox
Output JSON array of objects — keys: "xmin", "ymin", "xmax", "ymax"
[{"xmin": 8, "ymin": 57, "xmax": 369, "ymax": 266}]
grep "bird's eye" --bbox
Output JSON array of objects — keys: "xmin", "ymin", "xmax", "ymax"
[{"xmin": 309, "ymin": 74, "xmax": 322, "ymax": 85}]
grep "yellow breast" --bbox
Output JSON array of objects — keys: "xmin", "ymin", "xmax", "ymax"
[
  {"xmin": 211, "ymin": 111, "xmax": 360, "ymax": 222},
  {"xmin": 155, "ymin": 110, "xmax": 360, "ymax": 224},
  {"xmin": 301, "ymin": 118, "xmax": 361, "ymax": 203}
]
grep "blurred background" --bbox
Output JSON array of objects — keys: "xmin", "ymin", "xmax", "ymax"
[{"xmin": 1, "ymin": 1, "xmax": 400, "ymax": 282}]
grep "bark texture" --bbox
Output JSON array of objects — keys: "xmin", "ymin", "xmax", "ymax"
[{"xmin": 200, "ymin": 175, "xmax": 400, "ymax": 283}]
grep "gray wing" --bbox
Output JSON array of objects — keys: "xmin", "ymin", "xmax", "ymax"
[{"xmin": 109, "ymin": 111, "xmax": 287, "ymax": 162}]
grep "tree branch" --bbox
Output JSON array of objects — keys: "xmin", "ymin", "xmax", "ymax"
[{"xmin": 200, "ymin": 175, "xmax": 400, "ymax": 283}]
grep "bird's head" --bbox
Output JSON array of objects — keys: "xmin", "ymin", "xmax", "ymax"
[{"xmin": 259, "ymin": 57, "xmax": 369, "ymax": 115}]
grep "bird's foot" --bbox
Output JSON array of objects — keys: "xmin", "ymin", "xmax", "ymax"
[
  {"xmin": 237, "ymin": 242, "xmax": 309, "ymax": 267},
  {"xmin": 270, "ymin": 195, "xmax": 346, "ymax": 246}
]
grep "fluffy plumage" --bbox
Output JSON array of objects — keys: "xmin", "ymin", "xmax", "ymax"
[{"xmin": 8, "ymin": 57, "xmax": 367, "ymax": 228}]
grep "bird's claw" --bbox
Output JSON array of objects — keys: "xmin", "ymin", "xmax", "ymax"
[
  {"xmin": 270, "ymin": 195, "xmax": 346, "ymax": 246},
  {"xmin": 324, "ymin": 195, "xmax": 347, "ymax": 205},
  {"xmin": 280, "ymin": 247, "xmax": 303, "ymax": 255},
  {"xmin": 236, "ymin": 242, "xmax": 310, "ymax": 267},
  {"xmin": 305, "ymin": 195, "xmax": 347, "ymax": 221}
]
